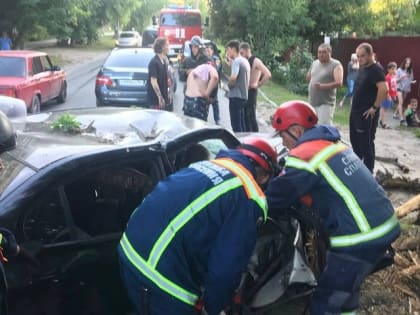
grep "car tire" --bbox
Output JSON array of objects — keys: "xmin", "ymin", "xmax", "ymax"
[
  {"xmin": 29, "ymin": 95, "xmax": 41, "ymax": 114},
  {"xmin": 56, "ymin": 81, "xmax": 67, "ymax": 104}
]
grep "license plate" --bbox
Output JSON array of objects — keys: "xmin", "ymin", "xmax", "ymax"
[{"xmin": 119, "ymin": 79, "xmax": 145, "ymax": 87}]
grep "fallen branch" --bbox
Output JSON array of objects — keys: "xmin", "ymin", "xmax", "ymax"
[
  {"xmin": 396, "ymin": 194, "xmax": 420, "ymax": 218},
  {"xmin": 395, "ymin": 284, "xmax": 418, "ymax": 299},
  {"xmin": 401, "ymin": 265, "xmax": 420, "ymax": 276},
  {"xmin": 376, "ymin": 155, "xmax": 410, "ymax": 173}
]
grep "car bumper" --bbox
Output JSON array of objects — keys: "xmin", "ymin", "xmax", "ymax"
[{"xmin": 96, "ymin": 88, "xmax": 148, "ymax": 106}]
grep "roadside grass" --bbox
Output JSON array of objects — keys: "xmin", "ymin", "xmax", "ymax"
[
  {"xmin": 47, "ymin": 35, "xmax": 114, "ymax": 67},
  {"xmin": 70, "ymin": 35, "xmax": 115, "ymax": 51},
  {"xmin": 49, "ymin": 54, "xmax": 66, "ymax": 67},
  {"xmin": 259, "ymin": 82, "xmax": 351, "ymax": 126}
]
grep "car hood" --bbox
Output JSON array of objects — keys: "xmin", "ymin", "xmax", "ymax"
[
  {"xmin": 22, "ymin": 107, "xmax": 210, "ymax": 146},
  {"xmin": 0, "ymin": 107, "xmax": 214, "ymax": 198}
]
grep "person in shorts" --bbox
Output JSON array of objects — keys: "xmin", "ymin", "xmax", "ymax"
[{"xmin": 379, "ymin": 62, "xmax": 397, "ymax": 129}]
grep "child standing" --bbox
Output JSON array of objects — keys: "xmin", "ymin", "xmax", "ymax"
[
  {"xmin": 405, "ymin": 98, "xmax": 420, "ymax": 127},
  {"xmin": 379, "ymin": 62, "xmax": 398, "ymax": 129}
]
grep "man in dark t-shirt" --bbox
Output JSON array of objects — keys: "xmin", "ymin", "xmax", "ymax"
[
  {"xmin": 146, "ymin": 37, "xmax": 169, "ymax": 109},
  {"xmin": 350, "ymin": 43, "xmax": 388, "ymax": 172}
]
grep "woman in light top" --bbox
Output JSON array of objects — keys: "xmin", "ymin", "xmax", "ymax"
[{"xmin": 393, "ymin": 57, "xmax": 416, "ymax": 124}]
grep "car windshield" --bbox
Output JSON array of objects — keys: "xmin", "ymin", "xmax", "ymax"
[
  {"xmin": 104, "ymin": 51, "xmax": 154, "ymax": 68},
  {"xmin": 0, "ymin": 57, "xmax": 26, "ymax": 77},
  {"xmin": 160, "ymin": 13, "xmax": 200, "ymax": 26},
  {"xmin": 120, "ymin": 32, "xmax": 135, "ymax": 38}
]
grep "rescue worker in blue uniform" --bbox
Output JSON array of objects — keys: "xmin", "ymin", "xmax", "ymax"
[
  {"xmin": 118, "ymin": 137, "xmax": 278, "ymax": 315},
  {"xmin": 265, "ymin": 100, "xmax": 400, "ymax": 315}
]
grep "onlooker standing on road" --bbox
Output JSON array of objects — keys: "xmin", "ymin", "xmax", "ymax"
[
  {"xmin": 239, "ymin": 42, "xmax": 272, "ymax": 132},
  {"xmin": 0, "ymin": 32, "xmax": 12, "ymax": 51},
  {"xmin": 206, "ymin": 44, "xmax": 222, "ymax": 125},
  {"xmin": 226, "ymin": 40, "xmax": 250, "ymax": 132},
  {"xmin": 379, "ymin": 62, "xmax": 398, "ymax": 129},
  {"xmin": 183, "ymin": 63, "xmax": 219, "ymax": 121},
  {"xmin": 339, "ymin": 53, "xmax": 359, "ymax": 107},
  {"xmin": 179, "ymin": 36, "xmax": 210, "ymax": 82},
  {"xmin": 306, "ymin": 43, "xmax": 343, "ymax": 125},
  {"xmin": 350, "ymin": 43, "xmax": 388, "ymax": 173},
  {"xmin": 393, "ymin": 57, "xmax": 416, "ymax": 125},
  {"xmin": 146, "ymin": 37, "xmax": 170, "ymax": 109}
]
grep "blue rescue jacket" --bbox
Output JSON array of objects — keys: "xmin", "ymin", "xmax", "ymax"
[
  {"xmin": 118, "ymin": 150, "xmax": 267, "ymax": 315},
  {"xmin": 265, "ymin": 125, "xmax": 400, "ymax": 252}
]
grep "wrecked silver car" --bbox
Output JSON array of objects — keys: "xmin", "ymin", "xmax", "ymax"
[{"xmin": 0, "ymin": 107, "xmax": 240, "ymax": 315}]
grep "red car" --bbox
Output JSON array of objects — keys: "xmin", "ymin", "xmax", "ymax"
[{"xmin": 0, "ymin": 50, "xmax": 67, "ymax": 113}]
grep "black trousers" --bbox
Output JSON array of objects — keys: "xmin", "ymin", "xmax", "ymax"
[
  {"xmin": 244, "ymin": 88, "xmax": 258, "ymax": 132},
  {"xmin": 349, "ymin": 110, "xmax": 379, "ymax": 173}
]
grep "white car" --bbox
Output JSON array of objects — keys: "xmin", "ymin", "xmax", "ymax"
[{"xmin": 115, "ymin": 31, "xmax": 141, "ymax": 48}]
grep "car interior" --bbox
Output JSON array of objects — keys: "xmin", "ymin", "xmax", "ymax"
[{"xmin": 22, "ymin": 160, "xmax": 159, "ymax": 244}]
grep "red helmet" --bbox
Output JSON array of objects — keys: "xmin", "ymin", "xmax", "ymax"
[
  {"xmin": 272, "ymin": 100, "xmax": 318, "ymax": 132},
  {"xmin": 238, "ymin": 137, "xmax": 277, "ymax": 173}
]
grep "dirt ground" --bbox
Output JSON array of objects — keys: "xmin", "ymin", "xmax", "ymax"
[{"xmin": 44, "ymin": 47, "xmax": 420, "ymax": 314}]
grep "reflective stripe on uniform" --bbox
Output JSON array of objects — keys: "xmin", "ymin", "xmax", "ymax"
[
  {"xmin": 148, "ymin": 177, "xmax": 242, "ymax": 268},
  {"xmin": 120, "ymin": 233, "xmax": 198, "ymax": 305},
  {"xmin": 341, "ymin": 310, "xmax": 357, "ymax": 315},
  {"xmin": 286, "ymin": 142, "xmax": 395, "ymax": 248},
  {"xmin": 330, "ymin": 214, "xmax": 399, "ymax": 248},
  {"xmin": 121, "ymin": 158, "xmax": 267, "ymax": 305},
  {"xmin": 0, "ymin": 233, "xmax": 3, "ymax": 245},
  {"xmin": 212, "ymin": 158, "xmax": 268, "ymax": 220}
]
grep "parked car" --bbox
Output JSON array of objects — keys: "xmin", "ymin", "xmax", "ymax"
[
  {"xmin": 178, "ymin": 39, "xmax": 220, "ymax": 81},
  {"xmin": 95, "ymin": 48, "xmax": 176, "ymax": 111},
  {"xmin": 141, "ymin": 25, "xmax": 158, "ymax": 48},
  {"xmin": 115, "ymin": 31, "xmax": 141, "ymax": 48},
  {"xmin": 0, "ymin": 106, "xmax": 243, "ymax": 314},
  {"xmin": 0, "ymin": 50, "xmax": 67, "ymax": 113}
]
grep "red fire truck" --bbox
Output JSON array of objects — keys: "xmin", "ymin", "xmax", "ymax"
[{"xmin": 153, "ymin": 5, "xmax": 204, "ymax": 59}]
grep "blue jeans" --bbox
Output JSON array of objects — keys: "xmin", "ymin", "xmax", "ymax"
[
  {"xmin": 229, "ymin": 97, "xmax": 246, "ymax": 132},
  {"xmin": 210, "ymin": 98, "xmax": 220, "ymax": 123},
  {"xmin": 344, "ymin": 79, "xmax": 355, "ymax": 98}
]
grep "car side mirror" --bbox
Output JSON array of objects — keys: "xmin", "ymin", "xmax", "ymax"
[
  {"xmin": 152, "ymin": 15, "xmax": 157, "ymax": 25},
  {"xmin": 51, "ymin": 65, "xmax": 61, "ymax": 71},
  {"xmin": 204, "ymin": 16, "xmax": 209, "ymax": 27}
]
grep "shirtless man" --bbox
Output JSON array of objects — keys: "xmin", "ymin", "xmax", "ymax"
[
  {"xmin": 183, "ymin": 63, "xmax": 219, "ymax": 121},
  {"xmin": 239, "ymin": 42, "xmax": 272, "ymax": 132}
]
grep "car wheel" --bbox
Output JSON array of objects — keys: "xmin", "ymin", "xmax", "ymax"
[
  {"xmin": 56, "ymin": 81, "xmax": 67, "ymax": 104},
  {"xmin": 29, "ymin": 95, "xmax": 41, "ymax": 114}
]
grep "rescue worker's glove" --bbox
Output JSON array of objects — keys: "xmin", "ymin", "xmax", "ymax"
[{"xmin": 0, "ymin": 228, "xmax": 19, "ymax": 261}]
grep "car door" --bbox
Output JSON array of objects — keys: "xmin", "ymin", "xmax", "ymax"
[
  {"xmin": 6, "ymin": 147, "xmax": 169, "ymax": 315},
  {"xmin": 31, "ymin": 56, "xmax": 50, "ymax": 102},
  {"xmin": 40, "ymin": 55, "xmax": 61, "ymax": 100}
]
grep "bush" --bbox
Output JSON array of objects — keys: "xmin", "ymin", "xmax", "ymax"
[{"xmin": 270, "ymin": 45, "xmax": 313, "ymax": 96}]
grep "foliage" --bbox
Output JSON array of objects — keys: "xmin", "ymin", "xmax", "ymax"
[
  {"xmin": 368, "ymin": 0, "xmax": 418, "ymax": 35},
  {"xmin": 51, "ymin": 114, "xmax": 81, "ymax": 134},
  {"xmin": 269, "ymin": 45, "xmax": 313, "ymax": 96}
]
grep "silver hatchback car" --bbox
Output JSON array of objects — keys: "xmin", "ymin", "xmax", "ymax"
[{"xmin": 115, "ymin": 31, "xmax": 141, "ymax": 48}]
